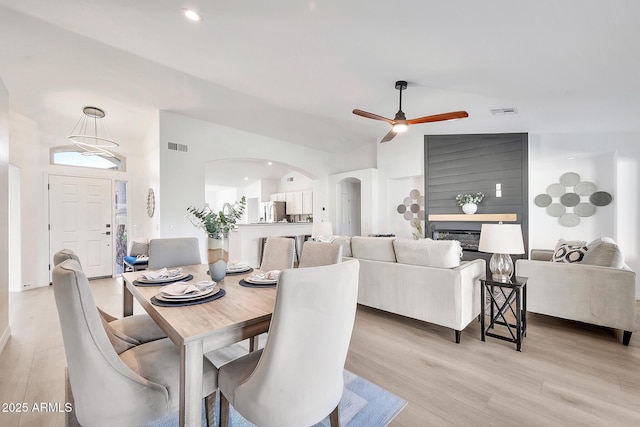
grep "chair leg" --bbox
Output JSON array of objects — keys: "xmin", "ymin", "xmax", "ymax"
[
  {"xmin": 329, "ymin": 404, "xmax": 340, "ymax": 427},
  {"xmin": 204, "ymin": 392, "xmax": 216, "ymax": 427},
  {"xmin": 219, "ymin": 392, "xmax": 230, "ymax": 427},
  {"xmin": 249, "ymin": 336, "xmax": 258, "ymax": 352},
  {"xmin": 623, "ymin": 330, "xmax": 632, "ymax": 346},
  {"xmin": 455, "ymin": 330, "xmax": 461, "ymax": 344}
]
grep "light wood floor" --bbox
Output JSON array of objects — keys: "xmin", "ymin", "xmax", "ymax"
[{"xmin": 1, "ymin": 277, "xmax": 640, "ymax": 426}]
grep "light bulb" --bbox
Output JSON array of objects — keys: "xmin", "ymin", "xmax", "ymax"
[
  {"xmin": 182, "ymin": 9, "xmax": 203, "ymax": 21},
  {"xmin": 392, "ymin": 123, "xmax": 408, "ymax": 133}
]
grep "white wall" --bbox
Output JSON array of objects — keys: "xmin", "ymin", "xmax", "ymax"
[
  {"xmin": 0, "ymin": 78, "xmax": 9, "ymax": 352},
  {"xmin": 157, "ymin": 111, "xmax": 340, "ymax": 259},
  {"xmin": 529, "ymin": 134, "xmax": 640, "ymax": 297},
  {"xmin": 278, "ymin": 171, "xmax": 313, "ymax": 192},
  {"xmin": 8, "ymin": 164, "xmax": 20, "ymax": 292}
]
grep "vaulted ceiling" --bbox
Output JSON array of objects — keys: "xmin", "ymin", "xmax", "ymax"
[{"xmin": 1, "ymin": 1, "xmax": 639, "ymax": 157}]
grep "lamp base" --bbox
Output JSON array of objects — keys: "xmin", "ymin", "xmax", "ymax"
[{"xmin": 489, "ymin": 253, "xmax": 514, "ymax": 282}]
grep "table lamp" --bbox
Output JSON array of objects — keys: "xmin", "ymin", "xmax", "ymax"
[
  {"xmin": 311, "ymin": 221, "xmax": 333, "ymax": 241},
  {"xmin": 478, "ymin": 223, "xmax": 525, "ymax": 282}
]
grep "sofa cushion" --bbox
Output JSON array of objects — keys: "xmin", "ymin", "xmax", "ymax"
[
  {"xmin": 552, "ymin": 239, "xmax": 588, "ymax": 263},
  {"xmin": 350, "ymin": 236, "xmax": 396, "ymax": 262},
  {"xmin": 583, "ymin": 238, "xmax": 624, "ymax": 268},
  {"xmin": 393, "ymin": 238, "xmax": 462, "ymax": 268},
  {"xmin": 331, "ymin": 236, "xmax": 352, "ymax": 257}
]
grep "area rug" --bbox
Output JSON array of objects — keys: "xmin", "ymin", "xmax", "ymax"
[{"xmin": 149, "ymin": 370, "xmax": 407, "ymax": 427}]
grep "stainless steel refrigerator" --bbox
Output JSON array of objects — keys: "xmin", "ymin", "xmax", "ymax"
[{"xmin": 260, "ymin": 201, "xmax": 287, "ymax": 222}]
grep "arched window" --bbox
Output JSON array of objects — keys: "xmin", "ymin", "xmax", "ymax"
[{"xmin": 50, "ymin": 146, "xmax": 125, "ymax": 171}]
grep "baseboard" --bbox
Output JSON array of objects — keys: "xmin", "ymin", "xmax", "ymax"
[{"xmin": 0, "ymin": 325, "xmax": 11, "ymax": 354}]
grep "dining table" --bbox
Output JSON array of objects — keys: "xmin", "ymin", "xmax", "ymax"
[{"xmin": 121, "ymin": 264, "xmax": 276, "ymax": 427}]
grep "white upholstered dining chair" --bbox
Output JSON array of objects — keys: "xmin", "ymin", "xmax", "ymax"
[
  {"xmin": 52, "ymin": 259, "xmax": 218, "ymax": 426},
  {"xmin": 215, "ymin": 259, "xmax": 360, "ymax": 427},
  {"xmin": 148, "ymin": 237, "xmax": 201, "ymax": 269},
  {"xmin": 298, "ymin": 241, "xmax": 343, "ymax": 268},
  {"xmin": 53, "ymin": 249, "xmax": 167, "ymax": 346},
  {"xmin": 259, "ymin": 237, "xmax": 295, "ymax": 271}
]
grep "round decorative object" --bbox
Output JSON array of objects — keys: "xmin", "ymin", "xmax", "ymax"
[
  {"xmin": 403, "ymin": 197, "xmax": 412, "ymax": 205},
  {"xmin": 574, "ymin": 203, "xmax": 596, "ymax": 217},
  {"xmin": 559, "ymin": 213, "xmax": 580, "ymax": 227},
  {"xmin": 403, "ymin": 211, "xmax": 413, "ymax": 220},
  {"xmin": 146, "ymin": 188, "xmax": 155, "ymax": 218},
  {"xmin": 560, "ymin": 192, "xmax": 580, "ymax": 207},
  {"xmin": 534, "ymin": 194, "xmax": 552, "ymax": 207},
  {"xmin": 461, "ymin": 203, "xmax": 477, "ymax": 215},
  {"xmin": 396, "ymin": 204, "xmax": 406, "ymax": 214},
  {"xmin": 409, "ymin": 189, "xmax": 420, "ymax": 198},
  {"xmin": 546, "ymin": 183, "xmax": 566, "ymax": 197},
  {"xmin": 559, "ymin": 172, "xmax": 581, "ymax": 186},
  {"xmin": 410, "ymin": 203, "xmax": 420, "ymax": 213},
  {"xmin": 417, "ymin": 210, "xmax": 425, "ymax": 220},
  {"xmin": 417, "ymin": 196, "xmax": 425, "ymax": 205},
  {"xmin": 546, "ymin": 203, "xmax": 566, "ymax": 217},
  {"xmin": 590, "ymin": 191, "xmax": 612, "ymax": 206},
  {"xmin": 574, "ymin": 181, "xmax": 597, "ymax": 196}
]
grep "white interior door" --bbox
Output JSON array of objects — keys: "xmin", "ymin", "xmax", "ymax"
[
  {"xmin": 338, "ymin": 192, "xmax": 352, "ymax": 236},
  {"xmin": 49, "ymin": 175, "xmax": 113, "ymax": 278}
]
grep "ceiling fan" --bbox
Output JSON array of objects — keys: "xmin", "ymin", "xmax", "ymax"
[{"xmin": 353, "ymin": 80, "xmax": 469, "ymax": 143}]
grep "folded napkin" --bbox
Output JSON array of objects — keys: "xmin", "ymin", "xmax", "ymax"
[
  {"xmin": 161, "ymin": 282, "xmax": 199, "ymax": 296},
  {"xmin": 142, "ymin": 267, "xmax": 183, "ymax": 280},
  {"xmin": 251, "ymin": 270, "xmax": 281, "ymax": 281},
  {"xmin": 228, "ymin": 261, "xmax": 250, "ymax": 269}
]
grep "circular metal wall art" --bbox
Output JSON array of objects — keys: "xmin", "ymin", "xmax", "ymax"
[
  {"xmin": 410, "ymin": 203, "xmax": 420, "ymax": 213},
  {"xmin": 574, "ymin": 203, "xmax": 596, "ymax": 217},
  {"xmin": 574, "ymin": 181, "xmax": 597, "ymax": 196},
  {"xmin": 546, "ymin": 183, "xmax": 566, "ymax": 197},
  {"xmin": 590, "ymin": 191, "xmax": 613, "ymax": 206},
  {"xmin": 534, "ymin": 194, "xmax": 552, "ymax": 207},
  {"xmin": 546, "ymin": 203, "xmax": 566, "ymax": 217},
  {"xmin": 397, "ymin": 204, "xmax": 406, "ymax": 214},
  {"xmin": 560, "ymin": 193, "xmax": 580, "ymax": 207},
  {"xmin": 559, "ymin": 213, "xmax": 580, "ymax": 227},
  {"xmin": 559, "ymin": 172, "xmax": 581, "ymax": 186}
]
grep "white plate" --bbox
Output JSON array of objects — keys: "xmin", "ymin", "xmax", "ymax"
[
  {"xmin": 227, "ymin": 266, "xmax": 251, "ymax": 273},
  {"xmin": 244, "ymin": 276, "xmax": 278, "ymax": 285},
  {"xmin": 155, "ymin": 286, "xmax": 219, "ymax": 302},
  {"xmin": 136, "ymin": 272, "xmax": 189, "ymax": 284}
]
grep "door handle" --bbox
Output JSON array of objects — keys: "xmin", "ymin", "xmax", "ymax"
[{"xmin": 102, "ymin": 231, "xmax": 111, "ymax": 235}]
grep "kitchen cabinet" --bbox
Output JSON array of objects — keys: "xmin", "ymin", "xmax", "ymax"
[
  {"xmin": 270, "ymin": 190, "xmax": 313, "ymax": 215},
  {"xmin": 285, "ymin": 192, "xmax": 295, "ymax": 214},
  {"xmin": 302, "ymin": 191, "xmax": 313, "ymax": 214}
]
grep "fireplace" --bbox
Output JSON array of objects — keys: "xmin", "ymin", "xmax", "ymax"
[{"xmin": 432, "ymin": 229, "xmax": 481, "ymax": 252}]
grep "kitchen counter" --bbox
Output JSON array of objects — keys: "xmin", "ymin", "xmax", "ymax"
[{"xmin": 230, "ymin": 222, "xmax": 313, "ymax": 267}]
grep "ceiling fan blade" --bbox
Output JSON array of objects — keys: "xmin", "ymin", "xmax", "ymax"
[
  {"xmin": 353, "ymin": 109, "xmax": 394, "ymax": 124},
  {"xmin": 407, "ymin": 111, "xmax": 469, "ymax": 125},
  {"xmin": 380, "ymin": 129, "xmax": 397, "ymax": 143}
]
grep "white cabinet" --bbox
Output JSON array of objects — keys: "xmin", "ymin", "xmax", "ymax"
[
  {"xmin": 285, "ymin": 192, "xmax": 295, "ymax": 214},
  {"xmin": 302, "ymin": 191, "xmax": 313, "ymax": 214},
  {"xmin": 269, "ymin": 193, "xmax": 278, "ymax": 202},
  {"xmin": 271, "ymin": 190, "xmax": 312, "ymax": 215},
  {"xmin": 270, "ymin": 193, "xmax": 286, "ymax": 202}
]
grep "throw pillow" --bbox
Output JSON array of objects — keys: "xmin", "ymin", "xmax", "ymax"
[
  {"xmin": 552, "ymin": 239, "xmax": 588, "ymax": 263},
  {"xmin": 130, "ymin": 240, "xmax": 149, "ymax": 257},
  {"xmin": 583, "ymin": 239, "xmax": 625, "ymax": 268}
]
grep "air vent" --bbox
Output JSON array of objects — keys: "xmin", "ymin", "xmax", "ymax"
[
  {"xmin": 490, "ymin": 108, "xmax": 518, "ymax": 115},
  {"xmin": 167, "ymin": 142, "xmax": 188, "ymax": 152}
]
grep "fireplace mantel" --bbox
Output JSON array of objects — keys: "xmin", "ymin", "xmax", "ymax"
[{"xmin": 427, "ymin": 213, "xmax": 517, "ymax": 222}]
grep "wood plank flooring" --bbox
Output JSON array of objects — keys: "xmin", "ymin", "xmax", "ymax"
[{"xmin": 1, "ymin": 277, "xmax": 639, "ymax": 426}]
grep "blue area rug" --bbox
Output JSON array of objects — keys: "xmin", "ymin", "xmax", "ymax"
[{"xmin": 150, "ymin": 370, "xmax": 407, "ymax": 427}]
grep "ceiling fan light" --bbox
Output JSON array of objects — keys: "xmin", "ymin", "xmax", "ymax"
[{"xmin": 392, "ymin": 123, "xmax": 408, "ymax": 133}]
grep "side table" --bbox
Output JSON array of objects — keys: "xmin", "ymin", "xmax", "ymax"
[{"xmin": 480, "ymin": 276, "xmax": 527, "ymax": 351}]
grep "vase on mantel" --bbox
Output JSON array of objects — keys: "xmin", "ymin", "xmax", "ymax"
[
  {"xmin": 462, "ymin": 203, "xmax": 478, "ymax": 215},
  {"xmin": 208, "ymin": 236, "xmax": 229, "ymax": 282}
]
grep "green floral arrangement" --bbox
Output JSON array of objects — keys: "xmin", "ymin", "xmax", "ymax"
[
  {"xmin": 186, "ymin": 196, "xmax": 246, "ymax": 238},
  {"xmin": 455, "ymin": 192, "xmax": 484, "ymax": 206}
]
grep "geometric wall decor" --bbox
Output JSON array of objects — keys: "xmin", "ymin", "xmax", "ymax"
[
  {"xmin": 534, "ymin": 172, "xmax": 613, "ymax": 227},
  {"xmin": 397, "ymin": 189, "xmax": 425, "ymax": 238}
]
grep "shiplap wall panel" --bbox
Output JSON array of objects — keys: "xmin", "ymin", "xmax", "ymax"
[{"xmin": 423, "ymin": 133, "xmax": 529, "ymax": 260}]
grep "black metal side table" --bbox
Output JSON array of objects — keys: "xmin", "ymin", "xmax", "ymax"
[{"xmin": 480, "ymin": 276, "xmax": 528, "ymax": 351}]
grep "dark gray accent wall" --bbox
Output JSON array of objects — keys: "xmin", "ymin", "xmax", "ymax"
[{"xmin": 424, "ymin": 133, "xmax": 529, "ymax": 262}]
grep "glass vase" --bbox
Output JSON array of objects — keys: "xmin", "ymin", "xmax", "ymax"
[{"xmin": 207, "ymin": 236, "xmax": 229, "ymax": 282}]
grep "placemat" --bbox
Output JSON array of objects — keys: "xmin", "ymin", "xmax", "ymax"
[
  {"xmin": 150, "ymin": 288, "xmax": 226, "ymax": 307},
  {"xmin": 239, "ymin": 279, "xmax": 276, "ymax": 288},
  {"xmin": 226, "ymin": 267, "xmax": 253, "ymax": 276},
  {"xmin": 134, "ymin": 274, "xmax": 194, "ymax": 287}
]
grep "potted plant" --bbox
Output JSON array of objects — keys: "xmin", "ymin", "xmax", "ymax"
[
  {"xmin": 186, "ymin": 196, "xmax": 246, "ymax": 281},
  {"xmin": 455, "ymin": 192, "xmax": 484, "ymax": 214}
]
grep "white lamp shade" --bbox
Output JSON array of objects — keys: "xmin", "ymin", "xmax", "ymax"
[
  {"xmin": 478, "ymin": 224, "xmax": 525, "ymax": 255},
  {"xmin": 311, "ymin": 221, "xmax": 333, "ymax": 238}
]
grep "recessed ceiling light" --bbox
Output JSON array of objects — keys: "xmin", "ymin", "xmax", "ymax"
[
  {"xmin": 244, "ymin": 177, "xmax": 249, "ymax": 181},
  {"xmin": 182, "ymin": 8, "xmax": 203, "ymax": 22},
  {"xmin": 267, "ymin": 161, "xmax": 273, "ymax": 166}
]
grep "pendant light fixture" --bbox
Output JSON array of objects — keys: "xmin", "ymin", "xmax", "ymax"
[{"xmin": 68, "ymin": 106, "xmax": 118, "ymax": 157}]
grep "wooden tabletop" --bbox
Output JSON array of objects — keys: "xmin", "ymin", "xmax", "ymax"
[{"xmin": 121, "ymin": 264, "xmax": 276, "ymax": 351}]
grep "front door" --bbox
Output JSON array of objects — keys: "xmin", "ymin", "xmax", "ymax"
[{"xmin": 49, "ymin": 175, "xmax": 113, "ymax": 278}]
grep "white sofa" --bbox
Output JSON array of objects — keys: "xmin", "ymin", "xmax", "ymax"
[
  {"xmin": 515, "ymin": 238, "xmax": 637, "ymax": 345},
  {"xmin": 339, "ymin": 236, "xmax": 485, "ymax": 343}
]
